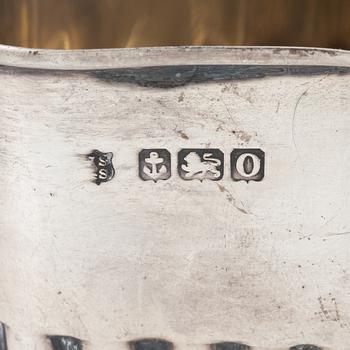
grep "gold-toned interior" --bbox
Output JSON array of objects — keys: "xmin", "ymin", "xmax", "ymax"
[{"xmin": 0, "ymin": 0, "xmax": 350, "ymax": 50}]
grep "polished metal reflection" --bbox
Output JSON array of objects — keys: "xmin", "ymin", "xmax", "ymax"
[{"xmin": 0, "ymin": 0, "xmax": 350, "ymax": 49}]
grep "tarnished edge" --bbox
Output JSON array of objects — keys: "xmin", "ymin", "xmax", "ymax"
[
  {"xmin": 0, "ymin": 64, "xmax": 349, "ymax": 88},
  {"xmin": 90, "ymin": 64, "xmax": 350, "ymax": 87},
  {"xmin": 0, "ymin": 45, "xmax": 350, "ymax": 70}
]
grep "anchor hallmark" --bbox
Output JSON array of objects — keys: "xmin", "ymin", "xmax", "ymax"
[{"xmin": 139, "ymin": 149, "xmax": 171, "ymax": 182}]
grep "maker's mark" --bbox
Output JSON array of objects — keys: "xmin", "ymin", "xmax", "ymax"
[{"xmin": 87, "ymin": 150, "xmax": 115, "ymax": 185}]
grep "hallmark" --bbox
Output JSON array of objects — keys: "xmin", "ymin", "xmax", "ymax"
[
  {"xmin": 178, "ymin": 149, "xmax": 224, "ymax": 181},
  {"xmin": 87, "ymin": 150, "xmax": 115, "ymax": 185},
  {"xmin": 86, "ymin": 148, "xmax": 265, "ymax": 184},
  {"xmin": 139, "ymin": 149, "xmax": 171, "ymax": 182},
  {"xmin": 231, "ymin": 148, "xmax": 265, "ymax": 182}
]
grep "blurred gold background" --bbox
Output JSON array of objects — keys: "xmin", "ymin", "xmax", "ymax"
[{"xmin": 0, "ymin": 0, "xmax": 350, "ymax": 49}]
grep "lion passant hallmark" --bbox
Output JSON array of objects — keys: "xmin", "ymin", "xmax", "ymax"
[
  {"xmin": 87, "ymin": 148, "xmax": 264, "ymax": 184},
  {"xmin": 178, "ymin": 149, "xmax": 224, "ymax": 181}
]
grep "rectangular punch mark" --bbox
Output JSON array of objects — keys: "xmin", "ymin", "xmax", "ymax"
[
  {"xmin": 211, "ymin": 342, "xmax": 251, "ymax": 350},
  {"xmin": 0, "ymin": 323, "xmax": 7, "ymax": 350},
  {"xmin": 290, "ymin": 346, "xmax": 322, "ymax": 350},
  {"xmin": 129, "ymin": 339, "xmax": 173, "ymax": 350},
  {"xmin": 49, "ymin": 336, "xmax": 82, "ymax": 350}
]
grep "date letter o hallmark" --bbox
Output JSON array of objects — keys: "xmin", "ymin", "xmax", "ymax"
[{"xmin": 231, "ymin": 149, "xmax": 265, "ymax": 182}]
